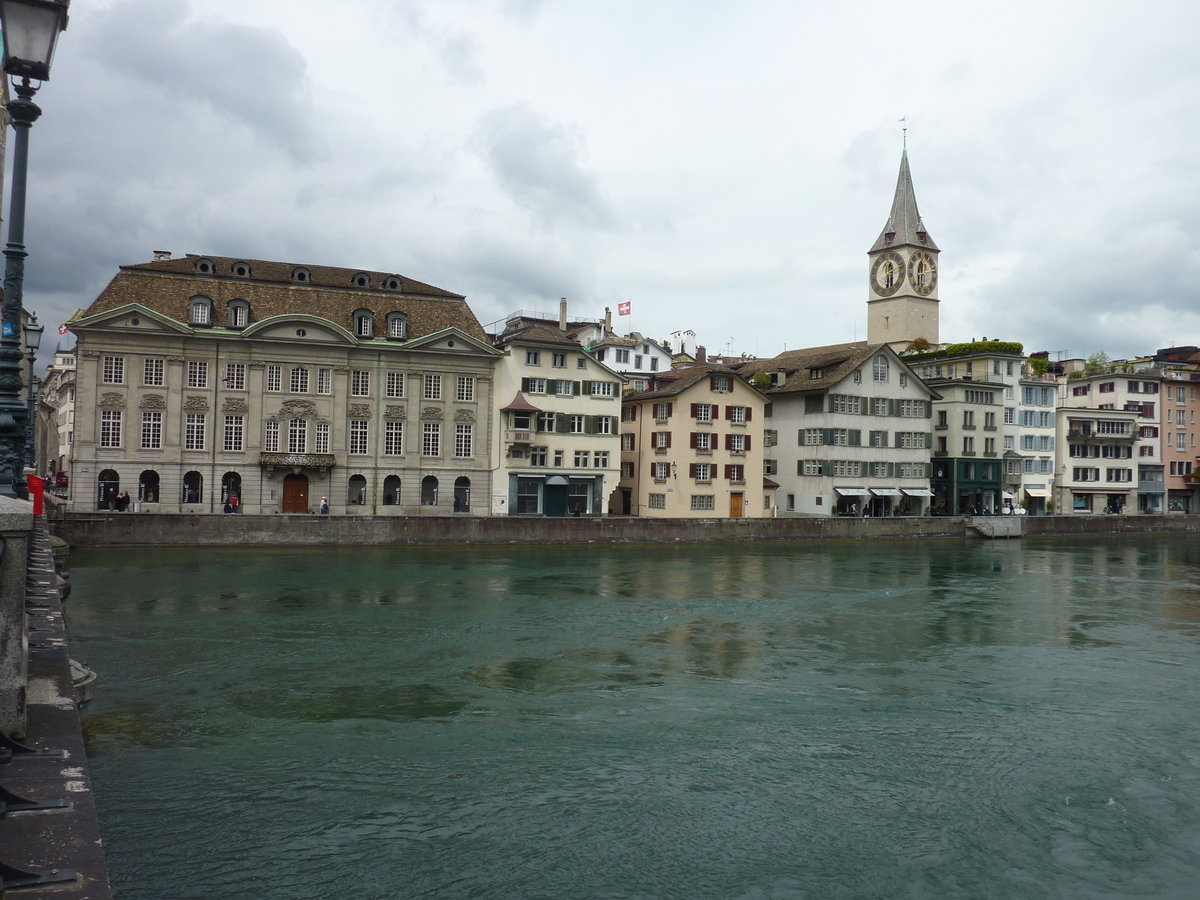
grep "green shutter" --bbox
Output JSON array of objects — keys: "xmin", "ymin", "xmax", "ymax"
[
  {"xmin": 849, "ymin": 429, "xmax": 861, "ymax": 447},
  {"xmin": 880, "ymin": 430, "xmax": 889, "ymax": 447},
  {"xmin": 581, "ymin": 380, "xmax": 592, "ymax": 395},
  {"xmin": 888, "ymin": 399, "xmax": 898, "ymax": 416},
  {"xmin": 798, "ymin": 429, "xmax": 805, "ymax": 446},
  {"xmin": 521, "ymin": 377, "xmax": 530, "ymax": 392},
  {"xmin": 924, "ymin": 400, "xmax": 932, "ymax": 418},
  {"xmin": 821, "ymin": 428, "xmax": 833, "ymax": 445},
  {"xmin": 555, "ymin": 414, "xmax": 569, "ymax": 434},
  {"xmin": 926, "ymin": 462, "xmax": 933, "ymax": 478},
  {"xmin": 573, "ymin": 381, "xmax": 581, "ymax": 396},
  {"xmin": 805, "ymin": 393, "xmax": 824, "ymax": 414},
  {"xmin": 924, "ymin": 432, "xmax": 932, "ymax": 449},
  {"xmin": 585, "ymin": 416, "xmax": 597, "ymax": 434}
]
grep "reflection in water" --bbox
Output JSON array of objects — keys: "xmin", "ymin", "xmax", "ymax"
[{"xmin": 69, "ymin": 536, "xmax": 1200, "ymax": 900}]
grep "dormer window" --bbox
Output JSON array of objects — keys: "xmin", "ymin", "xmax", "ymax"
[
  {"xmin": 352, "ymin": 273, "xmax": 370, "ymax": 288},
  {"xmin": 386, "ymin": 312, "xmax": 407, "ymax": 340},
  {"xmin": 228, "ymin": 300, "xmax": 250, "ymax": 329},
  {"xmin": 232, "ymin": 261, "xmax": 251, "ymax": 278},
  {"xmin": 292, "ymin": 268, "xmax": 311, "ymax": 283},
  {"xmin": 354, "ymin": 309, "xmax": 374, "ymax": 337},
  {"xmin": 194, "ymin": 258, "xmax": 214, "ymax": 275},
  {"xmin": 809, "ymin": 368, "xmax": 822, "ymax": 379},
  {"xmin": 190, "ymin": 296, "xmax": 212, "ymax": 325},
  {"xmin": 384, "ymin": 276, "xmax": 402, "ymax": 291}
]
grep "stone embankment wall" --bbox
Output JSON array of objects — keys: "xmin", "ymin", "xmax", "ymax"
[{"xmin": 52, "ymin": 512, "xmax": 1200, "ymax": 548}]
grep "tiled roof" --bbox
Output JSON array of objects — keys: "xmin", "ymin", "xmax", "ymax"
[
  {"xmin": 623, "ymin": 364, "xmax": 748, "ymax": 402},
  {"xmin": 735, "ymin": 342, "xmax": 877, "ymax": 394},
  {"xmin": 869, "ymin": 149, "xmax": 939, "ymax": 253},
  {"xmin": 494, "ymin": 322, "xmax": 582, "ymax": 349},
  {"xmin": 81, "ymin": 253, "xmax": 486, "ymax": 341},
  {"xmin": 501, "ymin": 392, "xmax": 543, "ymax": 412}
]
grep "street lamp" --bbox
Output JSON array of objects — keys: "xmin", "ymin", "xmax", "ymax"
[
  {"xmin": 0, "ymin": 0, "xmax": 69, "ymax": 499},
  {"xmin": 22, "ymin": 311, "xmax": 41, "ymax": 466}
]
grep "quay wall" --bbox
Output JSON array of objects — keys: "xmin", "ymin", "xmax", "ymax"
[{"xmin": 51, "ymin": 512, "xmax": 1200, "ymax": 548}]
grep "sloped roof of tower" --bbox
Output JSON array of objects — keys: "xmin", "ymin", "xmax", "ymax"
[{"xmin": 869, "ymin": 149, "xmax": 939, "ymax": 253}]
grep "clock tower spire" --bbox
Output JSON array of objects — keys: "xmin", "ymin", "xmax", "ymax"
[{"xmin": 866, "ymin": 147, "xmax": 939, "ymax": 350}]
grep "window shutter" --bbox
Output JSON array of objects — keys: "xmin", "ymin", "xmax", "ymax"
[
  {"xmin": 725, "ymin": 406, "xmax": 732, "ymax": 420},
  {"xmin": 798, "ymin": 429, "xmax": 805, "ymax": 446},
  {"xmin": 666, "ymin": 402, "xmax": 673, "ymax": 417},
  {"xmin": 521, "ymin": 377, "xmax": 530, "ymax": 392},
  {"xmin": 925, "ymin": 400, "xmax": 932, "ymax": 418},
  {"xmin": 628, "ymin": 434, "xmax": 635, "ymax": 451},
  {"xmin": 797, "ymin": 460, "xmax": 804, "ymax": 475},
  {"xmin": 926, "ymin": 462, "xmax": 933, "ymax": 478},
  {"xmin": 744, "ymin": 435, "xmax": 752, "ymax": 451},
  {"xmin": 690, "ymin": 432, "xmax": 698, "ymax": 449},
  {"xmin": 581, "ymin": 380, "xmax": 592, "ymax": 395},
  {"xmin": 745, "ymin": 408, "xmax": 752, "ymax": 422},
  {"xmin": 888, "ymin": 399, "xmax": 898, "ymax": 416},
  {"xmin": 690, "ymin": 403, "xmax": 699, "ymax": 418},
  {"xmin": 881, "ymin": 430, "xmax": 889, "ymax": 447},
  {"xmin": 585, "ymin": 416, "xmax": 597, "ymax": 434},
  {"xmin": 709, "ymin": 376, "xmax": 717, "ymax": 391},
  {"xmin": 821, "ymin": 428, "xmax": 832, "ymax": 445},
  {"xmin": 724, "ymin": 465, "xmax": 733, "ymax": 480},
  {"xmin": 556, "ymin": 414, "xmax": 569, "ymax": 434},
  {"xmin": 805, "ymin": 394, "xmax": 824, "ymax": 414},
  {"xmin": 545, "ymin": 379, "xmax": 557, "ymax": 395},
  {"xmin": 828, "ymin": 395, "xmax": 836, "ymax": 413},
  {"xmin": 630, "ymin": 406, "xmax": 637, "ymax": 421},
  {"xmin": 849, "ymin": 430, "xmax": 861, "ymax": 447},
  {"xmin": 712, "ymin": 405, "xmax": 720, "ymax": 419},
  {"xmin": 924, "ymin": 432, "xmax": 932, "ymax": 449},
  {"xmin": 863, "ymin": 399, "xmax": 872, "ymax": 416},
  {"xmin": 689, "ymin": 463, "xmax": 698, "ymax": 478},
  {"xmin": 573, "ymin": 381, "xmax": 581, "ymax": 396},
  {"xmin": 818, "ymin": 461, "xmax": 828, "ymax": 476},
  {"xmin": 887, "ymin": 462, "xmax": 896, "ymax": 477},
  {"xmin": 665, "ymin": 432, "xmax": 672, "ymax": 448},
  {"xmin": 724, "ymin": 434, "xmax": 732, "ymax": 450}
]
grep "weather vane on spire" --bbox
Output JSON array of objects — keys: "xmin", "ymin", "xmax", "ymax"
[{"xmin": 898, "ymin": 116, "xmax": 908, "ymax": 148}]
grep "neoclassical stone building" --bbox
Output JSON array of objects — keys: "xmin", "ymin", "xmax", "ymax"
[{"xmin": 68, "ymin": 253, "xmax": 499, "ymax": 515}]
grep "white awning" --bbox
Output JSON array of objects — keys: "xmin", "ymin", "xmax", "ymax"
[
  {"xmin": 834, "ymin": 487, "xmax": 871, "ymax": 497},
  {"xmin": 870, "ymin": 488, "xmax": 902, "ymax": 497},
  {"xmin": 1024, "ymin": 488, "xmax": 1049, "ymax": 498},
  {"xmin": 1002, "ymin": 491, "xmax": 1016, "ymax": 499},
  {"xmin": 902, "ymin": 488, "xmax": 935, "ymax": 497}
]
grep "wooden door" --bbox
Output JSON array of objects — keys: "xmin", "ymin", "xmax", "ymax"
[
  {"xmin": 730, "ymin": 492, "xmax": 744, "ymax": 518},
  {"xmin": 282, "ymin": 474, "xmax": 309, "ymax": 513}
]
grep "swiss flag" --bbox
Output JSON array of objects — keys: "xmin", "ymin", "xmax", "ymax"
[
  {"xmin": 617, "ymin": 301, "xmax": 631, "ymax": 316},
  {"xmin": 58, "ymin": 324, "xmax": 68, "ymax": 335}
]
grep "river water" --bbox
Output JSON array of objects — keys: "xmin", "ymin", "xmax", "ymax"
[{"xmin": 67, "ymin": 536, "xmax": 1200, "ymax": 900}]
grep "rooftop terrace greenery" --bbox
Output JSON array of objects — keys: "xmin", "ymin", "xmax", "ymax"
[{"xmin": 901, "ymin": 340, "xmax": 1025, "ymax": 363}]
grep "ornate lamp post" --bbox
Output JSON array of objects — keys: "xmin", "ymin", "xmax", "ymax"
[
  {"xmin": 22, "ymin": 310, "xmax": 40, "ymax": 466},
  {"xmin": 0, "ymin": 0, "xmax": 69, "ymax": 499}
]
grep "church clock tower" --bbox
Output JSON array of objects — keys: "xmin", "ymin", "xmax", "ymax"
[{"xmin": 867, "ymin": 148, "xmax": 939, "ymax": 350}]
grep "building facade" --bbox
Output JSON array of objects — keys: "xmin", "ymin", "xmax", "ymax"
[
  {"xmin": 617, "ymin": 365, "xmax": 770, "ymax": 518},
  {"xmin": 68, "ymin": 253, "xmax": 499, "ymax": 515},
  {"xmin": 34, "ymin": 348, "xmax": 76, "ymax": 482}
]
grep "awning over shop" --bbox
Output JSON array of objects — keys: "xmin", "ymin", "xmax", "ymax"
[
  {"xmin": 834, "ymin": 487, "xmax": 871, "ymax": 497},
  {"xmin": 1001, "ymin": 491, "xmax": 1015, "ymax": 499},
  {"xmin": 870, "ymin": 488, "xmax": 902, "ymax": 497},
  {"xmin": 902, "ymin": 488, "xmax": 935, "ymax": 497},
  {"xmin": 1024, "ymin": 488, "xmax": 1049, "ymax": 498},
  {"xmin": 1069, "ymin": 488, "xmax": 1130, "ymax": 494}
]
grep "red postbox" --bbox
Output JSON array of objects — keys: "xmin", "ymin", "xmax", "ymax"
[{"xmin": 26, "ymin": 474, "xmax": 44, "ymax": 516}]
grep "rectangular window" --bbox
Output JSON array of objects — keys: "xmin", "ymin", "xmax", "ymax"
[
  {"xmin": 349, "ymin": 420, "xmax": 369, "ymax": 455},
  {"xmin": 873, "ymin": 356, "xmax": 888, "ymax": 382},
  {"xmin": 266, "ymin": 365, "xmax": 282, "ymax": 392},
  {"xmin": 594, "ymin": 451, "xmax": 609, "ymax": 469},
  {"xmin": 615, "ymin": 349, "xmax": 630, "ymax": 364},
  {"xmin": 314, "ymin": 422, "xmax": 330, "ymax": 454},
  {"xmin": 695, "ymin": 403, "xmax": 712, "ymax": 423},
  {"xmin": 653, "ymin": 462, "xmax": 670, "ymax": 481},
  {"xmin": 386, "ymin": 372, "xmax": 404, "ymax": 398},
  {"xmin": 575, "ymin": 450, "xmax": 590, "ymax": 467},
  {"xmin": 142, "ymin": 358, "xmax": 165, "ymax": 386},
  {"xmin": 140, "ymin": 411, "xmax": 162, "ymax": 449},
  {"xmin": 185, "ymin": 413, "xmax": 206, "ymax": 450},
  {"xmin": 570, "ymin": 415, "xmax": 585, "ymax": 434},
  {"xmin": 352, "ymin": 371, "xmax": 371, "ymax": 397},
  {"xmin": 654, "ymin": 432, "xmax": 670, "ymax": 450},
  {"xmin": 1177, "ymin": 432, "xmax": 1187, "ymax": 451},
  {"xmin": 264, "ymin": 421, "xmax": 279, "ymax": 452},
  {"xmin": 963, "ymin": 410, "xmax": 975, "ymax": 427},
  {"xmin": 385, "ymin": 421, "xmax": 404, "ymax": 455},
  {"xmin": 730, "ymin": 433, "xmax": 746, "ymax": 453},
  {"xmin": 621, "ymin": 460, "xmax": 634, "ymax": 478},
  {"xmin": 694, "ymin": 463, "xmax": 711, "ymax": 482},
  {"xmin": 985, "ymin": 437, "xmax": 996, "ymax": 454},
  {"xmin": 729, "ymin": 405, "xmax": 747, "ymax": 425},
  {"xmin": 830, "ymin": 394, "xmax": 859, "ymax": 414},
  {"xmin": 691, "ymin": 495, "xmax": 716, "ymax": 511},
  {"xmin": 712, "ymin": 375, "xmax": 732, "ymax": 393},
  {"xmin": 963, "ymin": 436, "xmax": 975, "ymax": 453},
  {"xmin": 102, "ymin": 356, "xmax": 125, "ymax": 384},
  {"xmin": 455, "ymin": 424, "xmax": 473, "ymax": 458},
  {"xmin": 318, "ymin": 368, "xmax": 332, "ymax": 395},
  {"xmin": 896, "ymin": 432, "xmax": 925, "ymax": 449},
  {"xmin": 552, "ymin": 353, "xmax": 566, "ymax": 368},
  {"xmin": 224, "ymin": 415, "xmax": 244, "ymax": 452},
  {"xmin": 1004, "ymin": 435, "xmax": 1014, "ymax": 450},
  {"xmin": 290, "ymin": 367, "xmax": 309, "ymax": 393},
  {"xmin": 591, "ymin": 381, "xmax": 614, "ymax": 397},
  {"xmin": 595, "ymin": 416, "xmax": 613, "ymax": 435},
  {"xmin": 225, "ymin": 363, "xmax": 246, "ymax": 390},
  {"xmin": 648, "ymin": 493, "xmax": 666, "ymax": 509},
  {"xmin": 695, "ymin": 432, "xmax": 712, "ymax": 451},
  {"xmin": 187, "ymin": 361, "xmax": 208, "ymax": 389},
  {"xmin": 726, "ymin": 464, "xmax": 745, "ymax": 483},
  {"xmin": 530, "ymin": 446, "xmax": 548, "ymax": 467},
  {"xmin": 526, "ymin": 351, "xmax": 541, "ymax": 366},
  {"xmin": 555, "ymin": 380, "xmax": 573, "ymax": 396},
  {"xmin": 621, "ymin": 433, "xmax": 634, "ymax": 451},
  {"xmin": 422, "ymin": 422, "xmax": 440, "ymax": 457},
  {"xmin": 288, "ymin": 419, "xmax": 308, "ymax": 454},
  {"xmin": 456, "ymin": 376, "xmax": 474, "ymax": 401}
]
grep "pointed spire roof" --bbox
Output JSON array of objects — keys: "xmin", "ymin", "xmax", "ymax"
[{"xmin": 869, "ymin": 149, "xmax": 938, "ymax": 253}]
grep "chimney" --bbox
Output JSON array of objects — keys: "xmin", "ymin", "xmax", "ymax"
[
  {"xmin": 696, "ymin": 345, "xmax": 707, "ymax": 363},
  {"xmin": 605, "ymin": 307, "xmax": 612, "ymax": 333},
  {"xmin": 559, "ymin": 298, "xmax": 568, "ymax": 332},
  {"xmin": 153, "ymin": 250, "xmax": 171, "ymax": 261}
]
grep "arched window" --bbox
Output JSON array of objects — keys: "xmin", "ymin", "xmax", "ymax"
[
  {"xmin": 288, "ymin": 418, "xmax": 308, "ymax": 454},
  {"xmin": 98, "ymin": 469, "xmax": 119, "ymax": 510},
  {"xmin": 228, "ymin": 300, "xmax": 249, "ymax": 329},
  {"xmin": 182, "ymin": 471, "xmax": 203, "ymax": 504},
  {"xmin": 353, "ymin": 309, "xmax": 374, "ymax": 337},
  {"xmin": 232, "ymin": 261, "xmax": 251, "ymax": 278},
  {"xmin": 383, "ymin": 475, "xmax": 401, "ymax": 505},
  {"xmin": 194, "ymin": 258, "xmax": 214, "ymax": 275},
  {"xmin": 190, "ymin": 296, "xmax": 212, "ymax": 325},
  {"xmin": 348, "ymin": 474, "xmax": 367, "ymax": 506},
  {"xmin": 139, "ymin": 470, "xmax": 159, "ymax": 503},
  {"xmin": 453, "ymin": 476, "xmax": 471, "ymax": 513},
  {"xmin": 222, "ymin": 472, "xmax": 242, "ymax": 509},
  {"xmin": 291, "ymin": 267, "xmax": 311, "ymax": 283},
  {"xmin": 421, "ymin": 475, "xmax": 438, "ymax": 506},
  {"xmin": 873, "ymin": 355, "xmax": 889, "ymax": 383},
  {"xmin": 386, "ymin": 312, "xmax": 407, "ymax": 340},
  {"xmin": 352, "ymin": 272, "xmax": 370, "ymax": 288},
  {"xmin": 383, "ymin": 276, "xmax": 402, "ymax": 291}
]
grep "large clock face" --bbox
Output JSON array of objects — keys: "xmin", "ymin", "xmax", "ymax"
[
  {"xmin": 908, "ymin": 251, "xmax": 937, "ymax": 296},
  {"xmin": 870, "ymin": 251, "xmax": 905, "ymax": 297}
]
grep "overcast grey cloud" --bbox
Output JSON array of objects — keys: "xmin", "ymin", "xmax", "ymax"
[{"xmin": 10, "ymin": 0, "xmax": 1200, "ymax": 366}]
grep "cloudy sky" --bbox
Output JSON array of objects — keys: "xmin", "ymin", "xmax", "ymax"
[{"xmin": 14, "ymin": 0, "xmax": 1200, "ymax": 364}]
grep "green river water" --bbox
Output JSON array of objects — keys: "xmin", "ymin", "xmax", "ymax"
[{"xmin": 68, "ymin": 536, "xmax": 1200, "ymax": 899}]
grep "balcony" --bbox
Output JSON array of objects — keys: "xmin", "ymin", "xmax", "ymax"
[
  {"xmin": 983, "ymin": 425, "xmax": 998, "ymax": 432},
  {"xmin": 962, "ymin": 450, "xmax": 977, "ymax": 457},
  {"xmin": 962, "ymin": 424, "xmax": 976, "ymax": 430},
  {"xmin": 259, "ymin": 452, "xmax": 336, "ymax": 473},
  {"xmin": 933, "ymin": 450, "xmax": 949, "ymax": 457},
  {"xmin": 506, "ymin": 430, "xmax": 533, "ymax": 444},
  {"xmin": 983, "ymin": 452, "xmax": 998, "ymax": 457}
]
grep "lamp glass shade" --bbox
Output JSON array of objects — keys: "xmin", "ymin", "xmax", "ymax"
[
  {"xmin": 23, "ymin": 320, "xmax": 43, "ymax": 351},
  {"xmin": 0, "ymin": 0, "xmax": 67, "ymax": 80}
]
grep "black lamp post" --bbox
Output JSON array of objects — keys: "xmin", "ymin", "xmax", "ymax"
[
  {"xmin": 22, "ymin": 311, "xmax": 41, "ymax": 467},
  {"xmin": 0, "ymin": 0, "xmax": 68, "ymax": 499}
]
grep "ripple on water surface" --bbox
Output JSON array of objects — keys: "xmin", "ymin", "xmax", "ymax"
[{"xmin": 70, "ymin": 538, "xmax": 1200, "ymax": 900}]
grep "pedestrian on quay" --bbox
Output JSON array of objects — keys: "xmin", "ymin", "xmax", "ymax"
[{"xmin": 320, "ymin": 497, "xmax": 329, "ymax": 515}]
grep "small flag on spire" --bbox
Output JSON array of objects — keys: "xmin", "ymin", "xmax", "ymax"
[
  {"xmin": 57, "ymin": 324, "xmax": 68, "ymax": 335},
  {"xmin": 617, "ymin": 301, "xmax": 631, "ymax": 316}
]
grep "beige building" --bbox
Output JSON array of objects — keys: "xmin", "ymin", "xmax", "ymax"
[
  {"xmin": 35, "ymin": 347, "xmax": 76, "ymax": 481},
  {"xmin": 490, "ymin": 318, "xmax": 624, "ymax": 516},
  {"xmin": 617, "ymin": 365, "xmax": 771, "ymax": 517},
  {"xmin": 67, "ymin": 253, "xmax": 499, "ymax": 515}
]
